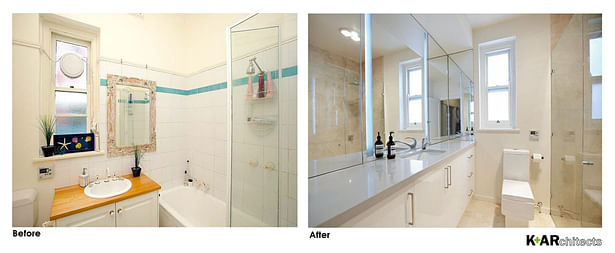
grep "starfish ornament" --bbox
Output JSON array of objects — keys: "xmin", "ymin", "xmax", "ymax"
[{"xmin": 57, "ymin": 138, "xmax": 70, "ymax": 152}]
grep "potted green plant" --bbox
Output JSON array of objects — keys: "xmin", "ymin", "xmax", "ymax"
[
  {"xmin": 132, "ymin": 146, "xmax": 144, "ymax": 177},
  {"xmin": 39, "ymin": 115, "xmax": 55, "ymax": 157}
]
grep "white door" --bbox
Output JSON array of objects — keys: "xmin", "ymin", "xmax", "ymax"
[
  {"xmin": 55, "ymin": 203, "xmax": 116, "ymax": 227},
  {"xmin": 115, "ymin": 191, "xmax": 159, "ymax": 227},
  {"xmin": 413, "ymin": 166, "xmax": 448, "ymax": 227}
]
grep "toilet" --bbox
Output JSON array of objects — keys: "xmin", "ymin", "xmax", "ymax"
[
  {"xmin": 501, "ymin": 149, "xmax": 535, "ymax": 227},
  {"xmin": 13, "ymin": 189, "xmax": 37, "ymax": 227}
]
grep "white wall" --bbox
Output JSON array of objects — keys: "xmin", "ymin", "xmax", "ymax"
[{"xmin": 472, "ymin": 15, "xmax": 551, "ymax": 209}]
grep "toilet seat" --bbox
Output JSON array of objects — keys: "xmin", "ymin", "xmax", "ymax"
[{"xmin": 502, "ymin": 179, "xmax": 534, "ymax": 203}]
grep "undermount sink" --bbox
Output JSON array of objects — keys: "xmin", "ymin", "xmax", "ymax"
[
  {"xmin": 84, "ymin": 178, "xmax": 132, "ymax": 199},
  {"xmin": 399, "ymin": 148, "xmax": 446, "ymax": 158}
]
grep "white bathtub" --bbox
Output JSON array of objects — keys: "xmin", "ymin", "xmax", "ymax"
[{"xmin": 159, "ymin": 186, "xmax": 226, "ymax": 227}]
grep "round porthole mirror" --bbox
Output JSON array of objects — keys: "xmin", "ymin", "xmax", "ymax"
[{"xmin": 59, "ymin": 52, "xmax": 85, "ymax": 78}]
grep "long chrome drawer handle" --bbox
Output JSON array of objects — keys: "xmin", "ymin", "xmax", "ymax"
[{"xmin": 582, "ymin": 161, "xmax": 594, "ymax": 166}]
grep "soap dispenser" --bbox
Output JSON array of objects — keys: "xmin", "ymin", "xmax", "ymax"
[
  {"xmin": 375, "ymin": 132, "xmax": 384, "ymax": 158},
  {"xmin": 79, "ymin": 168, "xmax": 89, "ymax": 187},
  {"xmin": 386, "ymin": 132, "xmax": 396, "ymax": 159}
]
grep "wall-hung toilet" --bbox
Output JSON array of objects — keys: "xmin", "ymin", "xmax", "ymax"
[
  {"xmin": 501, "ymin": 149, "xmax": 535, "ymax": 227},
  {"xmin": 13, "ymin": 189, "xmax": 37, "ymax": 227}
]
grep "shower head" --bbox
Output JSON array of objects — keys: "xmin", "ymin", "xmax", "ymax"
[
  {"xmin": 246, "ymin": 57, "xmax": 264, "ymax": 75},
  {"xmin": 246, "ymin": 58, "xmax": 255, "ymax": 75}
]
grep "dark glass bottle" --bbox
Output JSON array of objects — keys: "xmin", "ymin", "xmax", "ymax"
[
  {"xmin": 375, "ymin": 132, "xmax": 384, "ymax": 158},
  {"xmin": 386, "ymin": 132, "xmax": 396, "ymax": 159}
]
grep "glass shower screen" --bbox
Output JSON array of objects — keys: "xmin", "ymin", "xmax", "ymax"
[{"xmin": 228, "ymin": 18, "xmax": 280, "ymax": 227}]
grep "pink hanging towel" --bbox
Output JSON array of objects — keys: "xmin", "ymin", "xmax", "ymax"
[
  {"xmin": 266, "ymin": 71, "xmax": 273, "ymax": 97},
  {"xmin": 247, "ymin": 74, "xmax": 253, "ymax": 98}
]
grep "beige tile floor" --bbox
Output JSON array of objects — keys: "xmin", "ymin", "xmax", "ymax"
[{"xmin": 457, "ymin": 199, "xmax": 557, "ymax": 227}]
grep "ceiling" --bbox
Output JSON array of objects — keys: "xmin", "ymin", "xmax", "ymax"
[
  {"xmin": 308, "ymin": 14, "xmax": 362, "ymax": 61},
  {"xmin": 464, "ymin": 14, "xmax": 521, "ymax": 29}
]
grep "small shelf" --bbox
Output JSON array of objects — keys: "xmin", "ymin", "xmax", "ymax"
[
  {"xmin": 247, "ymin": 93, "xmax": 274, "ymax": 102},
  {"xmin": 33, "ymin": 151, "xmax": 106, "ymax": 163}
]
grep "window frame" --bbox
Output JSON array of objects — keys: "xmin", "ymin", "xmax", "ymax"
[
  {"xmin": 478, "ymin": 37, "xmax": 517, "ymax": 130},
  {"xmin": 52, "ymin": 34, "xmax": 91, "ymax": 134},
  {"xmin": 400, "ymin": 59, "xmax": 424, "ymax": 131},
  {"xmin": 40, "ymin": 14, "xmax": 100, "ymax": 146},
  {"xmin": 588, "ymin": 33, "xmax": 602, "ymax": 121}
]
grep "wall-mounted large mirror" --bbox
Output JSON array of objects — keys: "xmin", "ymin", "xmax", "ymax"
[
  {"xmin": 427, "ymin": 33, "xmax": 474, "ymax": 144},
  {"xmin": 308, "ymin": 14, "xmax": 364, "ymax": 177},
  {"xmin": 107, "ymin": 74, "xmax": 156, "ymax": 156},
  {"xmin": 375, "ymin": 14, "xmax": 427, "ymax": 150}
]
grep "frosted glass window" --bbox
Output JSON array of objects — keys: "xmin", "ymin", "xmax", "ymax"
[
  {"xmin": 487, "ymin": 88, "xmax": 509, "ymax": 121},
  {"xmin": 55, "ymin": 91, "xmax": 87, "ymax": 114},
  {"xmin": 408, "ymin": 98, "xmax": 422, "ymax": 126},
  {"xmin": 589, "ymin": 37, "xmax": 602, "ymax": 77},
  {"xmin": 408, "ymin": 68, "xmax": 422, "ymax": 96},
  {"xmin": 56, "ymin": 117, "xmax": 87, "ymax": 134},
  {"xmin": 487, "ymin": 51, "xmax": 509, "ymax": 87},
  {"xmin": 592, "ymin": 83, "xmax": 602, "ymax": 119},
  {"xmin": 55, "ymin": 40, "xmax": 88, "ymax": 89}
]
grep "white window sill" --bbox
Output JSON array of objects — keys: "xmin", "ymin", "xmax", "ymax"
[
  {"xmin": 476, "ymin": 128, "xmax": 520, "ymax": 134},
  {"xmin": 398, "ymin": 129, "xmax": 424, "ymax": 133},
  {"xmin": 33, "ymin": 151, "xmax": 105, "ymax": 163}
]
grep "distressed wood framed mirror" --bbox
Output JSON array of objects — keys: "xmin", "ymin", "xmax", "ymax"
[{"xmin": 107, "ymin": 74, "xmax": 156, "ymax": 156}]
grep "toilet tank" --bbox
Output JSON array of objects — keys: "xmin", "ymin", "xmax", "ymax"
[
  {"xmin": 503, "ymin": 149, "xmax": 530, "ymax": 181},
  {"xmin": 13, "ymin": 189, "xmax": 37, "ymax": 227}
]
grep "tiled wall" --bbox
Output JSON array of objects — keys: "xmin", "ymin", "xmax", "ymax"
[{"xmin": 51, "ymin": 40, "xmax": 297, "ymax": 227}]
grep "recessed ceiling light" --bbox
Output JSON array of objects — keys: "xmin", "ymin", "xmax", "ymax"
[
  {"xmin": 339, "ymin": 28, "xmax": 351, "ymax": 37},
  {"xmin": 350, "ymin": 34, "xmax": 360, "ymax": 42}
]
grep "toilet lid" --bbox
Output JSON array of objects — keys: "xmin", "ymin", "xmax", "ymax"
[{"xmin": 502, "ymin": 179, "xmax": 534, "ymax": 203}]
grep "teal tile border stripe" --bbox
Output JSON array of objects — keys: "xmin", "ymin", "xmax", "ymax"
[{"xmin": 99, "ymin": 65, "xmax": 297, "ymax": 96}]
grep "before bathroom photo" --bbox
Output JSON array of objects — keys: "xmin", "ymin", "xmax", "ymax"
[
  {"xmin": 11, "ymin": 13, "xmax": 297, "ymax": 228},
  {"xmin": 4, "ymin": 0, "xmax": 614, "ymax": 252}
]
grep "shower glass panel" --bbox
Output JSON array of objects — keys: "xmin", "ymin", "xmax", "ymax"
[
  {"xmin": 229, "ymin": 17, "xmax": 280, "ymax": 227},
  {"xmin": 551, "ymin": 14, "xmax": 601, "ymax": 227},
  {"xmin": 308, "ymin": 14, "xmax": 363, "ymax": 177}
]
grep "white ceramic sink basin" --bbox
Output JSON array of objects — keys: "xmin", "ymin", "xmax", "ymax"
[{"xmin": 84, "ymin": 178, "xmax": 132, "ymax": 199}]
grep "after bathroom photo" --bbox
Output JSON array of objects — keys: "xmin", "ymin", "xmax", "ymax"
[
  {"xmin": 308, "ymin": 14, "xmax": 602, "ymax": 228},
  {"xmin": 12, "ymin": 13, "xmax": 297, "ymax": 227}
]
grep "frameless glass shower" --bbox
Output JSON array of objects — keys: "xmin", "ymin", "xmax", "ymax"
[{"xmin": 550, "ymin": 14, "xmax": 602, "ymax": 227}]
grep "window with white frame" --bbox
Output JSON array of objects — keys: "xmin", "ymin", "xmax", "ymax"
[
  {"xmin": 40, "ymin": 14, "xmax": 99, "ymax": 141},
  {"xmin": 402, "ymin": 64, "xmax": 423, "ymax": 130},
  {"xmin": 53, "ymin": 35, "xmax": 90, "ymax": 134},
  {"xmin": 479, "ymin": 37, "xmax": 516, "ymax": 129}
]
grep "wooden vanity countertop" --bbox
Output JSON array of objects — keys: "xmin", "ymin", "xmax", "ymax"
[{"xmin": 50, "ymin": 174, "xmax": 161, "ymax": 220}]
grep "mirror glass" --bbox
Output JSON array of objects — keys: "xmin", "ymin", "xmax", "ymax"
[
  {"xmin": 427, "ymin": 35, "xmax": 449, "ymax": 143},
  {"xmin": 107, "ymin": 75, "xmax": 157, "ymax": 156},
  {"xmin": 115, "ymin": 85, "xmax": 151, "ymax": 146},
  {"xmin": 308, "ymin": 14, "xmax": 363, "ymax": 177},
  {"xmin": 374, "ymin": 14, "xmax": 427, "ymax": 151}
]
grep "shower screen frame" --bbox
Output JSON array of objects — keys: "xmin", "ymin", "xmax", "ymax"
[{"xmin": 226, "ymin": 14, "xmax": 282, "ymax": 227}]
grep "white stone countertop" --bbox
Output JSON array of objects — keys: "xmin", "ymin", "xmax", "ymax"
[{"xmin": 308, "ymin": 138, "xmax": 475, "ymax": 227}]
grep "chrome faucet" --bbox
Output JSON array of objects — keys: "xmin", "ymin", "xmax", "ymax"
[
  {"xmin": 421, "ymin": 137, "xmax": 429, "ymax": 150},
  {"xmin": 404, "ymin": 137, "xmax": 417, "ymax": 149}
]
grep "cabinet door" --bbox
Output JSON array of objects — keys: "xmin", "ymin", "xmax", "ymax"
[
  {"xmin": 341, "ymin": 188, "xmax": 410, "ymax": 227},
  {"xmin": 115, "ymin": 191, "xmax": 159, "ymax": 227},
  {"xmin": 413, "ymin": 166, "xmax": 448, "ymax": 227},
  {"xmin": 55, "ymin": 203, "xmax": 116, "ymax": 227}
]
